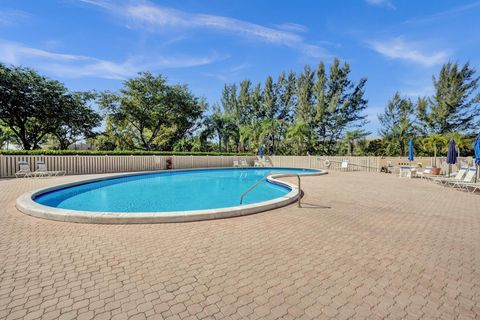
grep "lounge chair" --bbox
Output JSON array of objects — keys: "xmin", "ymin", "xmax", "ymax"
[
  {"xmin": 240, "ymin": 160, "xmax": 248, "ymax": 167},
  {"xmin": 15, "ymin": 161, "xmax": 33, "ymax": 178},
  {"xmin": 254, "ymin": 160, "xmax": 263, "ymax": 167},
  {"xmin": 430, "ymin": 167, "xmax": 468, "ymax": 185},
  {"xmin": 462, "ymin": 183, "xmax": 480, "ymax": 193},
  {"xmin": 446, "ymin": 167, "xmax": 477, "ymax": 188},
  {"xmin": 34, "ymin": 161, "xmax": 65, "ymax": 177},
  {"xmin": 445, "ymin": 168, "xmax": 477, "ymax": 188},
  {"xmin": 416, "ymin": 166, "xmax": 432, "ymax": 179},
  {"xmin": 233, "ymin": 160, "xmax": 240, "ymax": 167}
]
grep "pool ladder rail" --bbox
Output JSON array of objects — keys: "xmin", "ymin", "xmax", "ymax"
[{"xmin": 239, "ymin": 172, "xmax": 302, "ymax": 207}]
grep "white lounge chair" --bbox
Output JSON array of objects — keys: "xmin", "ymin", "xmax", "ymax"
[
  {"xmin": 15, "ymin": 161, "xmax": 33, "ymax": 178},
  {"xmin": 462, "ymin": 183, "xmax": 480, "ymax": 193},
  {"xmin": 233, "ymin": 160, "xmax": 240, "ymax": 167},
  {"xmin": 430, "ymin": 167, "xmax": 468, "ymax": 185},
  {"xmin": 445, "ymin": 168, "xmax": 477, "ymax": 188},
  {"xmin": 34, "ymin": 161, "xmax": 65, "ymax": 177},
  {"xmin": 240, "ymin": 160, "xmax": 248, "ymax": 167}
]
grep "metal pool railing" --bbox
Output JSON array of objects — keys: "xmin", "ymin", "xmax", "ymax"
[{"xmin": 239, "ymin": 172, "xmax": 302, "ymax": 207}]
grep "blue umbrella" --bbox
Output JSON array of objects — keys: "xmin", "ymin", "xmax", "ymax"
[
  {"xmin": 446, "ymin": 139, "xmax": 457, "ymax": 164},
  {"xmin": 259, "ymin": 146, "xmax": 263, "ymax": 159},
  {"xmin": 474, "ymin": 133, "xmax": 480, "ymax": 166},
  {"xmin": 408, "ymin": 139, "xmax": 414, "ymax": 162},
  {"xmin": 446, "ymin": 139, "xmax": 457, "ymax": 176},
  {"xmin": 474, "ymin": 134, "xmax": 480, "ymax": 182}
]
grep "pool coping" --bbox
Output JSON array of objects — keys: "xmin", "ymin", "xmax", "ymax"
[{"xmin": 16, "ymin": 167, "xmax": 327, "ymax": 224}]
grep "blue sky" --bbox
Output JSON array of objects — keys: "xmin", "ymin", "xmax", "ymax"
[{"xmin": 1, "ymin": 0, "xmax": 479, "ymax": 134}]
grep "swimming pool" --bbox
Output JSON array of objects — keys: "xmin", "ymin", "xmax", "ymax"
[{"xmin": 17, "ymin": 167, "xmax": 326, "ymax": 223}]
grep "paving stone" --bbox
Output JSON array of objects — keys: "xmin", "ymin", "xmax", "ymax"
[{"xmin": 0, "ymin": 172, "xmax": 479, "ymax": 319}]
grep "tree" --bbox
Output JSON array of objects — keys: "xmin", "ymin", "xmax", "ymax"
[
  {"xmin": 312, "ymin": 59, "xmax": 368, "ymax": 154},
  {"xmin": 363, "ymin": 139, "xmax": 386, "ymax": 156},
  {"xmin": 0, "ymin": 65, "xmax": 67, "ymax": 149},
  {"xmin": 378, "ymin": 92, "xmax": 416, "ymax": 156},
  {"xmin": 99, "ymin": 72, "xmax": 204, "ymax": 151},
  {"xmin": 420, "ymin": 134, "xmax": 446, "ymax": 166},
  {"xmin": 296, "ymin": 65, "xmax": 315, "ymax": 124},
  {"xmin": 205, "ymin": 110, "xmax": 237, "ymax": 152},
  {"xmin": 53, "ymin": 92, "xmax": 101, "ymax": 149},
  {"xmin": 286, "ymin": 121, "xmax": 313, "ymax": 155},
  {"xmin": 237, "ymin": 80, "xmax": 252, "ymax": 124},
  {"xmin": 262, "ymin": 76, "xmax": 277, "ymax": 119},
  {"xmin": 418, "ymin": 62, "xmax": 480, "ymax": 134},
  {"xmin": 341, "ymin": 130, "xmax": 370, "ymax": 156},
  {"xmin": 276, "ymin": 71, "xmax": 296, "ymax": 121},
  {"xmin": 0, "ymin": 125, "xmax": 15, "ymax": 149},
  {"xmin": 251, "ymin": 83, "xmax": 263, "ymax": 117}
]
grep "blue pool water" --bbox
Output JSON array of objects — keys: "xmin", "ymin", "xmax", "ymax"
[{"xmin": 35, "ymin": 168, "xmax": 318, "ymax": 212}]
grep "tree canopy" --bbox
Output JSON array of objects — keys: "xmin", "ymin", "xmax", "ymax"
[
  {"xmin": 1, "ymin": 59, "xmax": 478, "ymax": 157},
  {"xmin": 418, "ymin": 62, "xmax": 480, "ymax": 134},
  {"xmin": 98, "ymin": 72, "xmax": 205, "ymax": 151},
  {"xmin": 0, "ymin": 64, "xmax": 100, "ymax": 150}
]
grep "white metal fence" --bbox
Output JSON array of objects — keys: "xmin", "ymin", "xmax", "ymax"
[{"xmin": 0, "ymin": 154, "xmax": 476, "ymax": 178}]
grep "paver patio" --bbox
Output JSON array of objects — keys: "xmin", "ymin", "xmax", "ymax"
[{"xmin": 0, "ymin": 171, "xmax": 479, "ymax": 319}]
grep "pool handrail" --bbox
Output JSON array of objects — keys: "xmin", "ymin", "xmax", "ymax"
[{"xmin": 240, "ymin": 172, "xmax": 302, "ymax": 208}]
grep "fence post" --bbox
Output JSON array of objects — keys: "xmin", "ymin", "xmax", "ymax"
[{"xmin": 0, "ymin": 154, "xmax": 3, "ymax": 178}]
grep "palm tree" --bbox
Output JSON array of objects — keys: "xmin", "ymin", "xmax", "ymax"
[
  {"xmin": 286, "ymin": 122, "xmax": 312, "ymax": 155},
  {"xmin": 343, "ymin": 130, "xmax": 369, "ymax": 156},
  {"xmin": 420, "ymin": 134, "xmax": 446, "ymax": 166},
  {"xmin": 206, "ymin": 112, "xmax": 237, "ymax": 152},
  {"xmin": 259, "ymin": 119, "xmax": 281, "ymax": 154}
]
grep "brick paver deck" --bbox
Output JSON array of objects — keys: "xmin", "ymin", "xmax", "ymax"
[{"xmin": 0, "ymin": 172, "xmax": 479, "ymax": 319}]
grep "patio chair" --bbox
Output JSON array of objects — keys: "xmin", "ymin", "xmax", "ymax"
[
  {"xmin": 233, "ymin": 160, "xmax": 240, "ymax": 167},
  {"xmin": 15, "ymin": 161, "xmax": 33, "ymax": 178},
  {"xmin": 254, "ymin": 160, "xmax": 263, "ymax": 167},
  {"xmin": 34, "ymin": 161, "xmax": 65, "ymax": 177},
  {"xmin": 445, "ymin": 168, "xmax": 477, "ymax": 188},
  {"xmin": 240, "ymin": 160, "xmax": 249, "ymax": 167},
  {"xmin": 417, "ymin": 166, "xmax": 432, "ymax": 179},
  {"xmin": 448, "ymin": 168, "xmax": 478, "ymax": 189},
  {"xmin": 462, "ymin": 183, "xmax": 480, "ymax": 193},
  {"xmin": 430, "ymin": 167, "xmax": 468, "ymax": 185},
  {"xmin": 341, "ymin": 160, "xmax": 348, "ymax": 171}
]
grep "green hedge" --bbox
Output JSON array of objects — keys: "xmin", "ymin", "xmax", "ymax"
[{"xmin": 0, "ymin": 149, "xmax": 253, "ymax": 156}]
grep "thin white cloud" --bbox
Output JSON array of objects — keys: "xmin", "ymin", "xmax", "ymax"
[
  {"xmin": 203, "ymin": 62, "xmax": 251, "ymax": 82},
  {"xmin": 77, "ymin": 0, "xmax": 111, "ymax": 9},
  {"xmin": 80, "ymin": 0, "xmax": 330, "ymax": 59},
  {"xmin": 274, "ymin": 23, "xmax": 308, "ymax": 33},
  {"xmin": 365, "ymin": 0, "xmax": 396, "ymax": 9},
  {"xmin": 0, "ymin": 40, "xmax": 222, "ymax": 80},
  {"xmin": 368, "ymin": 37, "xmax": 448, "ymax": 67},
  {"xmin": 404, "ymin": 1, "xmax": 480, "ymax": 24},
  {"xmin": 0, "ymin": 9, "xmax": 30, "ymax": 26}
]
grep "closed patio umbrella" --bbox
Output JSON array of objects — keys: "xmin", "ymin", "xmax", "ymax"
[
  {"xmin": 474, "ymin": 134, "xmax": 480, "ymax": 181},
  {"xmin": 259, "ymin": 146, "xmax": 263, "ymax": 159},
  {"xmin": 408, "ymin": 139, "xmax": 414, "ymax": 163},
  {"xmin": 446, "ymin": 139, "xmax": 457, "ymax": 175}
]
